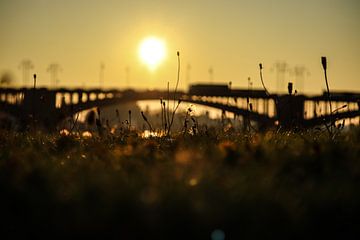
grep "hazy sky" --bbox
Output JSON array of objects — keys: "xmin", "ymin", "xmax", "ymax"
[{"xmin": 0, "ymin": 0, "xmax": 359, "ymax": 93}]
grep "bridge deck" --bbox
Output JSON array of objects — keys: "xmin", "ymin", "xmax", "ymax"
[{"xmin": 0, "ymin": 87, "xmax": 359, "ymax": 130}]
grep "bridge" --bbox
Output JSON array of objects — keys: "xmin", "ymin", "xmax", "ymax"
[{"xmin": 0, "ymin": 85, "xmax": 359, "ymax": 131}]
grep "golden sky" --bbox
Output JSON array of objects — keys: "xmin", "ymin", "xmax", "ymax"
[{"xmin": 0, "ymin": 0, "xmax": 359, "ymax": 94}]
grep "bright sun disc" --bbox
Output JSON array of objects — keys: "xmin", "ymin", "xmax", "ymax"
[{"xmin": 139, "ymin": 37, "xmax": 166, "ymax": 70}]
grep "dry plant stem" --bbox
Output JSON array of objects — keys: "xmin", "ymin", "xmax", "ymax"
[
  {"xmin": 321, "ymin": 56, "xmax": 333, "ymax": 136},
  {"xmin": 33, "ymin": 74, "xmax": 37, "ymax": 90},
  {"xmin": 163, "ymin": 102, "xmax": 167, "ymax": 131},
  {"xmin": 183, "ymin": 111, "xmax": 189, "ymax": 135},
  {"xmin": 259, "ymin": 63, "xmax": 270, "ymax": 96},
  {"xmin": 167, "ymin": 52, "xmax": 182, "ymax": 136},
  {"xmin": 160, "ymin": 99, "xmax": 164, "ymax": 131},
  {"xmin": 324, "ymin": 70, "xmax": 332, "ymax": 126},
  {"xmin": 167, "ymin": 100, "xmax": 182, "ymax": 136},
  {"xmin": 70, "ymin": 113, "xmax": 80, "ymax": 132},
  {"xmin": 167, "ymin": 82, "xmax": 170, "ymax": 127},
  {"xmin": 128, "ymin": 110, "xmax": 132, "ymax": 130},
  {"xmin": 173, "ymin": 51, "xmax": 180, "ymax": 111},
  {"xmin": 332, "ymin": 105, "xmax": 347, "ymax": 114},
  {"xmin": 141, "ymin": 111, "xmax": 153, "ymax": 132},
  {"xmin": 31, "ymin": 74, "xmax": 37, "ymax": 122}
]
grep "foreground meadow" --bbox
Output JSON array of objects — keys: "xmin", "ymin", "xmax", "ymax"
[{"xmin": 0, "ymin": 127, "xmax": 360, "ymax": 239}]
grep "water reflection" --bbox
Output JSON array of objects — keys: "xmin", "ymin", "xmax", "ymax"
[
  {"xmin": 140, "ymin": 130, "xmax": 164, "ymax": 138},
  {"xmin": 137, "ymin": 100, "xmax": 227, "ymax": 119}
]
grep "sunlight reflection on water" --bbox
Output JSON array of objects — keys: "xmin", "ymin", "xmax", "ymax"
[
  {"xmin": 137, "ymin": 100, "xmax": 225, "ymax": 119},
  {"xmin": 140, "ymin": 130, "xmax": 165, "ymax": 138}
]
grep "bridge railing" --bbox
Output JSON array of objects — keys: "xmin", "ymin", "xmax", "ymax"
[{"xmin": 1, "ymin": 87, "xmax": 359, "ymax": 128}]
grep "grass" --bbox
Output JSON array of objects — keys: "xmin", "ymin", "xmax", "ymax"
[{"xmin": 1, "ymin": 126, "xmax": 360, "ymax": 239}]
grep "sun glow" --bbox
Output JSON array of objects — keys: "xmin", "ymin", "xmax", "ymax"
[{"xmin": 139, "ymin": 37, "xmax": 166, "ymax": 71}]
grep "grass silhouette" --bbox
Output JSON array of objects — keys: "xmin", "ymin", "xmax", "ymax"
[{"xmin": 0, "ymin": 127, "xmax": 360, "ymax": 239}]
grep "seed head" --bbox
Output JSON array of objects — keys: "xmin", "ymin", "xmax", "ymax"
[
  {"xmin": 321, "ymin": 56, "xmax": 327, "ymax": 70},
  {"xmin": 288, "ymin": 82, "xmax": 293, "ymax": 95}
]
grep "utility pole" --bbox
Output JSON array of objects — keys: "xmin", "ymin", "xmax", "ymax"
[
  {"xmin": 99, "ymin": 62, "xmax": 105, "ymax": 88},
  {"xmin": 208, "ymin": 66, "xmax": 214, "ymax": 83},
  {"xmin": 125, "ymin": 66, "xmax": 130, "ymax": 88},
  {"xmin": 272, "ymin": 61, "xmax": 289, "ymax": 93},
  {"xmin": 186, "ymin": 63, "xmax": 191, "ymax": 87},
  {"xmin": 19, "ymin": 59, "xmax": 34, "ymax": 87},
  {"xmin": 247, "ymin": 77, "xmax": 252, "ymax": 91},
  {"xmin": 47, "ymin": 63, "xmax": 62, "ymax": 87},
  {"xmin": 293, "ymin": 66, "xmax": 310, "ymax": 93}
]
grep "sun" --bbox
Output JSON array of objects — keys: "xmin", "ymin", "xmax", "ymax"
[{"xmin": 139, "ymin": 36, "xmax": 166, "ymax": 71}]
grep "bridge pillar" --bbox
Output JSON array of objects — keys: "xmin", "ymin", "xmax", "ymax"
[
  {"xmin": 358, "ymin": 102, "xmax": 360, "ymax": 125},
  {"xmin": 69, "ymin": 92, "xmax": 74, "ymax": 104},
  {"xmin": 21, "ymin": 89, "xmax": 59, "ymax": 130},
  {"xmin": 78, "ymin": 91, "xmax": 83, "ymax": 103},
  {"xmin": 264, "ymin": 99, "xmax": 269, "ymax": 115},
  {"xmin": 276, "ymin": 95, "xmax": 305, "ymax": 129},
  {"xmin": 324, "ymin": 101, "xmax": 328, "ymax": 115}
]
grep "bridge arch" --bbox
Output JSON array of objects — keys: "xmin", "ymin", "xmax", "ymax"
[
  {"xmin": 59, "ymin": 94, "xmax": 276, "ymax": 130},
  {"xmin": 1, "ymin": 87, "xmax": 359, "ymax": 131}
]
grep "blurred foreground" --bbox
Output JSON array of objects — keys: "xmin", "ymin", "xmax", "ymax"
[{"xmin": 0, "ymin": 127, "xmax": 360, "ymax": 239}]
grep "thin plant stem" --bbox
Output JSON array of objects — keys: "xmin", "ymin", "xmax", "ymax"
[
  {"xmin": 259, "ymin": 63, "xmax": 270, "ymax": 96},
  {"xmin": 322, "ymin": 56, "xmax": 333, "ymax": 135},
  {"xmin": 173, "ymin": 51, "xmax": 180, "ymax": 110},
  {"xmin": 128, "ymin": 110, "xmax": 132, "ymax": 130},
  {"xmin": 160, "ymin": 99, "xmax": 164, "ymax": 131},
  {"xmin": 163, "ymin": 102, "xmax": 167, "ymax": 132},
  {"xmin": 167, "ymin": 51, "xmax": 182, "ymax": 136},
  {"xmin": 168, "ymin": 99, "xmax": 182, "ymax": 136},
  {"xmin": 33, "ymin": 74, "xmax": 37, "ymax": 90},
  {"xmin": 70, "ymin": 113, "xmax": 80, "ymax": 132},
  {"xmin": 141, "ymin": 111, "xmax": 153, "ymax": 132},
  {"xmin": 167, "ymin": 82, "xmax": 170, "ymax": 127}
]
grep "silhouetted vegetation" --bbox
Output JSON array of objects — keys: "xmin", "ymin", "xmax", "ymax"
[
  {"xmin": 0, "ymin": 126, "xmax": 360, "ymax": 239},
  {"xmin": 0, "ymin": 55, "xmax": 359, "ymax": 239}
]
